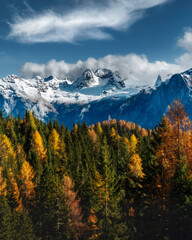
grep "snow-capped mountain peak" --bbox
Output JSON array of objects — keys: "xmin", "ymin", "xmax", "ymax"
[
  {"xmin": 1, "ymin": 67, "xmax": 192, "ymax": 129},
  {"xmin": 73, "ymin": 69, "xmax": 98, "ymax": 89},
  {"xmin": 94, "ymin": 68, "xmax": 113, "ymax": 78},
  {"xmin": 72, "ymin": 68, "xmax": 125, "ymax": 90}
]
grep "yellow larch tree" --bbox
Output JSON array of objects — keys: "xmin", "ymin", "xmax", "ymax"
[
  {"xmin": 49, "ymin": 129, "xmax": 60, "ymax": 153},
  {"xmin": 97, "ymin": 122, "xmax": 103, "ymax": 135},
  {"xmin": 0, "ymin": 134, "xmax": 16, "ymax": 168},
  {"xmin": 49, "ymin": 128, "xmax": 66, "ymax": 159},
  {"xmin": 111, "ymin": 127, "xmax": 116, "ymax": 138},
  {"xmin": 129, "ymin": 154, "xmax": 145, "ymax": 179},
  {"xmin": 129, "ymin": 134, "xmax": 138, "ymax": 153},
  {"xmin": 18, "ymin": 160, "xmax": 36, "ymax": 204},
  {"xmin": 32, "ymin": 130, "xmax": 47, "ymax": 163}
]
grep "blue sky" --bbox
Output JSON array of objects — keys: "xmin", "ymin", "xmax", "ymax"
[{"xmin": 0, "ymin": 0, "xmax": 192, "ymax": 85}]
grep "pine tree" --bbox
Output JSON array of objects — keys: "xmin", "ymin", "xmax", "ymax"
[
  {"xmin": 95, "ymin": 137, "xmax": 127, "ymax": 239},
  {"xmin": 13, "ymin": 209, "xmax": 36, "ymax": 240},
  {"xmin": 6, "ymin": 119, "xmax": 17, "ymax": 147},
  {"xmin": 0, "ymin": 196, "xmax": 14, "ymax": 240},
  {"xmin": 34, "ymin": 166, "xmax": 71, "ymax": 240},
  {"xmin": 25, "ymin": 110, "xmax": 37, "ymax": 131}
]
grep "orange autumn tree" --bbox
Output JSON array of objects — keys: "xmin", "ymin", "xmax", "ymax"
[
  {"xmin": 62, "ymin": 174, "xmax": 86, "ymax": 240},
  {"xmin": 0, "ymin": 166, "xmax": 7, "ymax": 196},
  {"xmin": 89, "ymin": 128, "xmax": 98, "ymax": 144},
  {"xmin": 155, "ymin": 100, "xmax": 192, "ymax": 210},
  {"xmin": 9, "ymin": 168, "xmax": 22, "ymax": 212},
  {"xmin": 156, "ymin": 99, "xmax": 192, "ymax": 178},
  {"xmin": 88, "ymin": 208, "xmax": 99, "ymax": 240},
  {"xmin": 31, "ymin": 130, "xmax": 47, "ymax": 163},
  {"xmin": 167, "ymin": 99, "xmax": 191, "ymax": 161}
]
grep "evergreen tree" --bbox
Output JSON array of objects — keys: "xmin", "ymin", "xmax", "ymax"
[
  {"xmin": 34, "ymin": 165, "xmax": 71, "ymax": 240},
  {"xmin": 0, "ymin": 196, "xmax": 14, "ymax": 240},
  {"xmin": 95, "ymin": 137, "xmax": 127, "ymax": 239}
]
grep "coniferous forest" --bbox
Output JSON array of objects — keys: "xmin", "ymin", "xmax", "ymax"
[{"xmin": 0, "ymin": 99, "xmax": 192, "ymax": 240}]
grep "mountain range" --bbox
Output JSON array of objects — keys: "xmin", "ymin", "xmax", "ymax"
[{"xmin": 0, "ymin": 68, "xmax": 192, "ymax": 129}]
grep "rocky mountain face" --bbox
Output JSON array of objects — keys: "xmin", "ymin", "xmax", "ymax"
[
  {"xmin": 0, "ymin": 68, "xmax": 192, "ymax": 129},
  {"xmin": 118, "ymin": 68, "xmax": 192, "ymax": 128},
  {"xmin": 72, "ymin": 69, "xmax": 125, "ymax": 89}
]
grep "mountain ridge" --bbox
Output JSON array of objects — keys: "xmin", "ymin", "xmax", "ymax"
[{"xmin": 0, "ymin": 68, "xmax": 192, "ymax": 128}]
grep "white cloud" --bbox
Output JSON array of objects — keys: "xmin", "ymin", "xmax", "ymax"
[
  {"xmin": 21, "ymin": 54, "xmax": 183, "ymax": 86},
  {"xmin": 8, "ymin": 0, "xmax": 170, "ymax": 43},
  {"xmin": 175, "ymin": 53, "xmax": 192, "ymax": 70},
  {"xmin": 175, "ymin": 28, "xmax": 192, "ymax": 70},
  {"xmin": 177, "ymin": 28, "xmax": 192, "ymax": 52},
  {"xmin": 20, "ymin": 24, "xmax": 192, "ymax": 87}
]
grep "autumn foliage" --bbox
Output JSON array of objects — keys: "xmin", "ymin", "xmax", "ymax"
[
  {"xmin": 0, "ymin": 100, "xmax": 192, "ymax": 239},
  {"xmin": 19, "ymin": 160, "xmax": 36, "ymax": 203},
  {"xmin": 62, "ymin": 174, "xmax": 86, "ymax": 239},
  {"xmin": 32, "ymin": 130, "xmax": 48, "ymax": 163}
]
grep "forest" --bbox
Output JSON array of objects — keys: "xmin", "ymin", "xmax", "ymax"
[{"xmin": 0, "ymin": 99, "xmax": 192, "ymax": 240}]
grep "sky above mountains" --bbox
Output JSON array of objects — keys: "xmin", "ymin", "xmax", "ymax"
[{"xmin": 0, "ymin": 0, "xmax": 192, "ymax": 86}]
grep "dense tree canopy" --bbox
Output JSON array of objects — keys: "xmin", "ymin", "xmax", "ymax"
[{"xmin": 0, "ymin": 99, "xmax": 191, "ymax": 239}]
